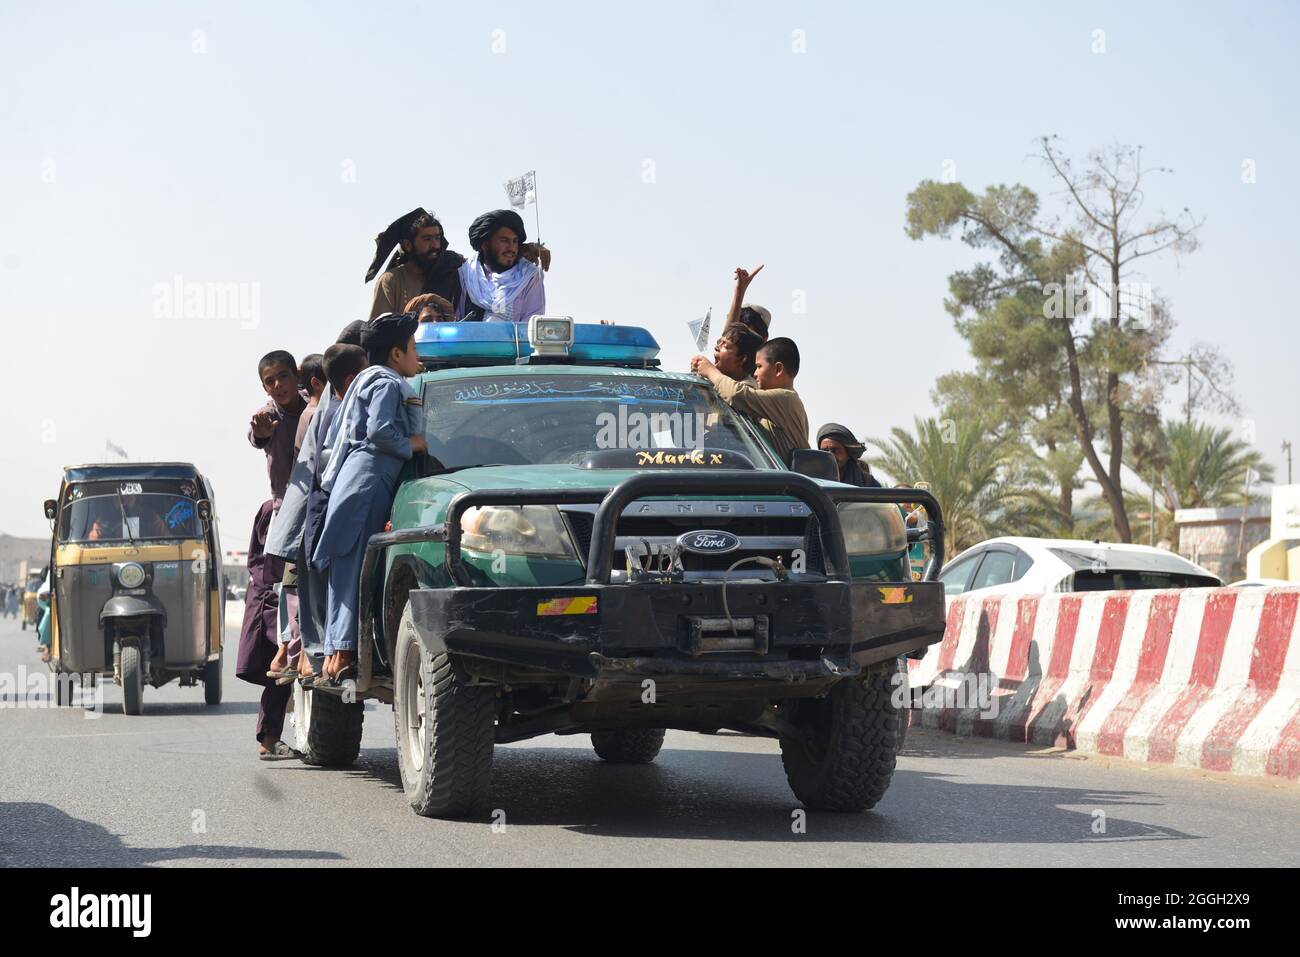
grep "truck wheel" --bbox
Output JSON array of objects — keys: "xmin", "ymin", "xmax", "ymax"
[
  {"xmin": 779, "ymin": 666, "xmax": 900, "ymax": 812},
  {"xmin": 393, "ymin": 604, "xmax": 494, "ymax": 818},
  {"xmin": 203, "ymin": 653, "xmax": 222, "ymax": 706},
  {"xmin": 292, "ymin": 680, "xmax": 364, "ymax": 767},
  {"xmin": 591, "ymin": 728, "xmax": 665, "ymax": 764},
  {"xmin": 896, "ymin": 657, "xmax": 910, "ymax": 752},
  {"xmin": 120, "ymin": 644, "xmax": 144, "ymax": 716}
]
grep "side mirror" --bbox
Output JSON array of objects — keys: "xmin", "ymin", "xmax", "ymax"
[
  {"xmin": 196, "ymin": 499, "xmax": 213, "ymax": 525},
  {"xmin": 789, "ymin": 448, "xmax": 838, "ymax": 482},
  {"xmin": 44, "ymin": 499, "xmax": 58, "ymax": 521}
]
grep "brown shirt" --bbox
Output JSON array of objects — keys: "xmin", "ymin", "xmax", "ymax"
[
  {"xmin": 370, "ymin": 262, "xmax": 426, "ymax": 319},
  {"xmin": 249, "ymin": 395, "xmax": 307, "ymax": 505},
  {"xmin": 712, "ymin": 374, "xmax": 809, "ymax": 467}
]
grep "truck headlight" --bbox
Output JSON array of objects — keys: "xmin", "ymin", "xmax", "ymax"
[
  {"xmin": 837, "ymin": 503, "xmax": 907, "ymax": 556},
  {"xmin": 460, "ymin": 506, "xmax": 579, "ymax": 560}
]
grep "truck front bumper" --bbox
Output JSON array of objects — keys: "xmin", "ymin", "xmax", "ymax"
[{"xmin": 407, "ymin": 578, "xmax": 945, "ymax": 682}]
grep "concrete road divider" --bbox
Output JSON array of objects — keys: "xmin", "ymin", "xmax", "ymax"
[{"xmin": 906, "ymin": 587, "xmax": 1300, "ymax": 779}]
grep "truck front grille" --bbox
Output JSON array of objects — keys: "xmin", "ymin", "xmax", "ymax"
[{"xmin": 561, "ymin": 508, "xmax": 825, "ymax": 574}]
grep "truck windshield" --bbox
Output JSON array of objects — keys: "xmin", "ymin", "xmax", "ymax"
[
  {"xmin": 59, "ymin": 494, "xmax": 199, "ymax": 543},
  {"xmin": 421, "ymin": 374, "xmax": 777, "ymax": 468}
]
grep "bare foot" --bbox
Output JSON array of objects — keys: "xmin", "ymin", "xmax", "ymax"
[{"xmin": 326, "ymin": 650, "xmax": 356, "ymax": 679}]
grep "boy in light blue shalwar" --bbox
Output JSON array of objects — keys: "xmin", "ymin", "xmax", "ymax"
[{"xmin": 310, "ymin": 313, "xmax": 427, "ymax": 685}]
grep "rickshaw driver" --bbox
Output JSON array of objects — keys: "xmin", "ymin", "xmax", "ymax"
[{"xmin": 83, "ymin": 493, "xmax": 173, "ymax": 541}]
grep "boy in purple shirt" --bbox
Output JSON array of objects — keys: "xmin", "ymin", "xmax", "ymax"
[{"xmin": 238, "ymin": 350, "xmax": 308, "ymax": 760}]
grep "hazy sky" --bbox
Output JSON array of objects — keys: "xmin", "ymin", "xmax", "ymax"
[{"xmin": 1, "ymin": 0, "xmax": 1296, "ymax": 543}]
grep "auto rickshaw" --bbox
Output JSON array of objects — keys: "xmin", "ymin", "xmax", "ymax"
[
  {"xmin": 21, "ymin": 570, "xmax": 44, "ymax": 630},
  {"xmin": 42, "ymin": 463, "xmax": 226, "ymax": 715}
]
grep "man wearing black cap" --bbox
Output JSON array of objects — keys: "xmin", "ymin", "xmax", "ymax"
[
  {"xmin": 367, "ymin": 209, "xmax": 466, "ymax": 320},
  {"xmin": 817, "ymin": 422, "xmax": 882, "ymax": 487},
  {"xmin": 457, "ymin": 208, "xmax": 546, "ymax": 322}
]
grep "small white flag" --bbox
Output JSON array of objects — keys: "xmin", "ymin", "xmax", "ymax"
[
  {"xmin": 1245, "ymin": 468, "xmax": 1261, "ymax": 487},
  {"xmin": 105, "ymin": 440, "xmax": 128, "ymax": 460},
  {"xmin": 687, "ymin": 308, "xmax": 712, "ymax": 353},
  {"xmin": 504, "ymin": 170, "xmax": 537, "ymax": 210}
]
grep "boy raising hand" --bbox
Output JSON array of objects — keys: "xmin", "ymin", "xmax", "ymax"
[{"xmin": 691, "ymin": 337, "xmax": 809, "ymax": 468}]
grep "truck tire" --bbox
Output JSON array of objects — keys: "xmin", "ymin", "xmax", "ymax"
[
  {"xmin": 203, "ymin": 653, "xmax": 222, "ymax": 706},
  {"xmin": 779, "ymin": 666, "xmax": 900, "ymax": 812},
  {"xmin": 591, "ymin": 728, "xmax": 665, "ymax": 764},
  {"xmin": 120, "ymin": 643, "xmax": 144, "ymax": 716},
  {"xmin": 896, "ymin": 657, "xmax": 910, "ymax": 752},
  {"xmin": 393, "ymin": 604, "xmax": 494, "ymax": 818},
  {"xmin": 292, "ymin": 681, "xmax": 364, "ymax": 767}
]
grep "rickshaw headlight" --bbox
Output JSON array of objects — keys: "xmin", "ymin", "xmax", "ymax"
[{"xmin": 117, "ymin": 562, "xmax": 147, "ymax": 589}]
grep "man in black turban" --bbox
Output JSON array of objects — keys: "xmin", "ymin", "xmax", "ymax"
[
  {"xmin": 366, "ymin": 208, "xmax": 468, "ymax": 319},
  {"xmin": 457, "ymin": 209, "xmax": 548, "ymax": 322},
  {"xmin": 336, "ymin": 319, "xmax": 366, "ymax": 347},
  {"xmin": 816, "ymin": 422, "xmax": 882, "ymax": 487}
]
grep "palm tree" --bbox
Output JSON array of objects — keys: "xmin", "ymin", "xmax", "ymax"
[
  {"xmin": 869, "ymin": 416, "xmax": 1058, "ymax": 554},
  {"xmin": 1124, "ymin": 420, "xmax": 1274, "ymax": 545},
  {"xmin": 1158, "ymin": 421, "xmax": 1273, "ymax": 510}
]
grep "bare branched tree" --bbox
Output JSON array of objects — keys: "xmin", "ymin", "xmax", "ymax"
[{"xmin": 1025, "ymin": 137, "xmax": 1205, "ymax": 541}]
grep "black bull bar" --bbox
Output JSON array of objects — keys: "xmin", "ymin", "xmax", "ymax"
[{"xmin": 356, "ymin": 472, "xmax": 945, "ymax": 680}]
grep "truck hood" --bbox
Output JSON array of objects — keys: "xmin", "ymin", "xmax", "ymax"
[{"xmin": 424, "ymin": 464, "xmax": 846, "ymax": 497}]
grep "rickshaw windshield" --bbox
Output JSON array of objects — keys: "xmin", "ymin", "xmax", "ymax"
[{"xmin": 59, "ymin": 494, "xmax": 199, "ymax": 543}]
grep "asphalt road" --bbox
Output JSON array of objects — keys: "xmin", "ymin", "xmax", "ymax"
[{"xmin": 2, "ymin": 606, "xmax": 1297, "ymax": 867}]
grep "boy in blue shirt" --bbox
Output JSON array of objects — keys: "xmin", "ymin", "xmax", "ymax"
[{"xmin": 311, "ymin": 314, "xmax": 427, "ymax": 686}]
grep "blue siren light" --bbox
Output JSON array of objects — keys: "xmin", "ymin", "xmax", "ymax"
[{"xmin": 415, "ymin": 321, "xmax": 660, "ymax": 365}]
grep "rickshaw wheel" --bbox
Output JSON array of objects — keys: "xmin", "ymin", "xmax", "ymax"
[
  {"xmin": 53, "ymin": 671, "xmax": 70, "ymax": 707},
  {"xmin": 203, "ymin": 654, "xmax": 222, "ymax": 706},
  {"xmin": 120, "ymin": 644, "xmax": 145, "ymax": 716}
]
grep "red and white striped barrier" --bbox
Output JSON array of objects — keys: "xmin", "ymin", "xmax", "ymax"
[{"xmin": 906, "ymin": 587, "xmax": 1300, "ymax": 779}]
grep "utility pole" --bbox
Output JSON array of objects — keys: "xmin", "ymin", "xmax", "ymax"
[
  {"xmin": 1150, "ymin": 466, "xmax": 1157, "ymax": 546},
  {"xmin": 1284, "ymin": 440, "xmax": 1294, "ymax": 485}
]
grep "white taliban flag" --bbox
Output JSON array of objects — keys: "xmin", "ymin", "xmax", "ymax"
[
  {"xmin": 687, "ymin": 307, "xmax": 711, "ymax": 352},
  {"xmin": 505, "ymin": 170, "xmax": 537, "ymax": 210}
]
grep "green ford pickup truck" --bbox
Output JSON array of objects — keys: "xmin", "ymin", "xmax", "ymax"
[{"xmin": 292, "ymin": 317, "xmax": 946, "ymax": 819}]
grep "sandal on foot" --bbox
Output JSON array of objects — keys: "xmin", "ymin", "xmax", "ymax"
[
  {"xmin": 258, "ymin": 741, "xmax": 301, "ymax": 761},
  {"xmin": 311, "ymin": 664, "xmax": 358, "ymax": 695}
]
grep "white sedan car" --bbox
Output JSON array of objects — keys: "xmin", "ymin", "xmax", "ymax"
[{"xmin": 939, "ymin": 537, "xmax": 1222, "ymax": 598}]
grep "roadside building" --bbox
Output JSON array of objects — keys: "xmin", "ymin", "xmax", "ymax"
[{"xmin": 1174, "ymin": 505, "xmax": 1271, "ymax": 582}]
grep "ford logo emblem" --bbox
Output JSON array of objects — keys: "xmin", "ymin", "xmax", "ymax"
[{"xmin": 677, "ymin": 530, "xmax": 741, "ymax": 554}]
